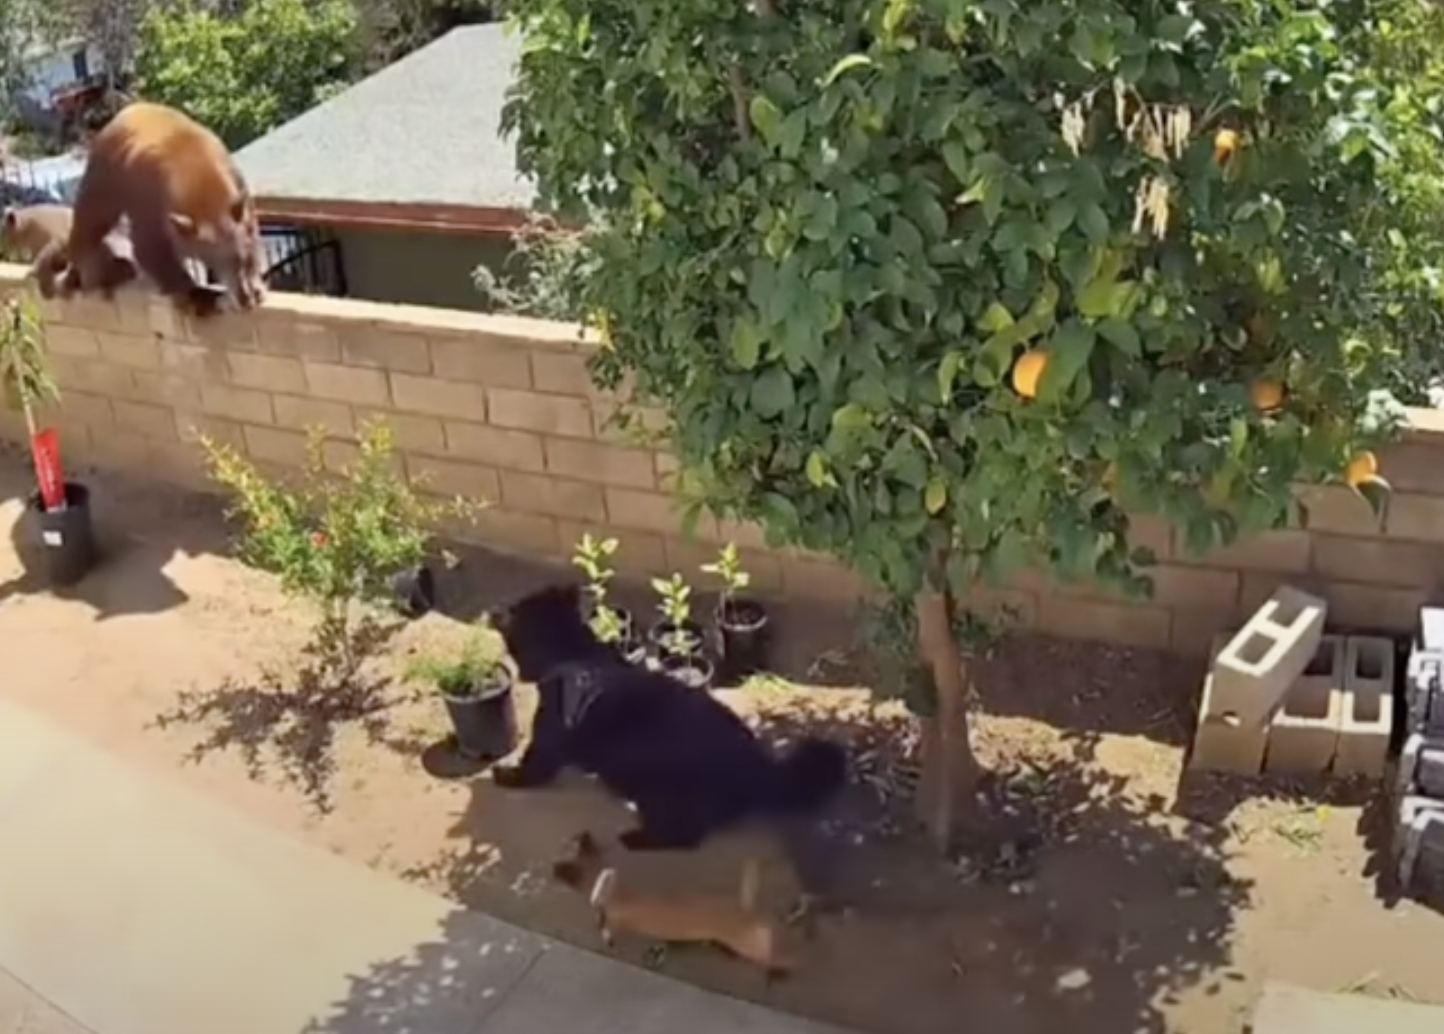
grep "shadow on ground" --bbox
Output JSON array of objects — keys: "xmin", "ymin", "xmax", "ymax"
[{"xmin": 386, "ymin": 700, "xmax": 1253, "ymax": 1034}]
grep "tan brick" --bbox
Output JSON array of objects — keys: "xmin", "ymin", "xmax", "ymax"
[
  {"xmin": 45, "ymin": 326, "xmax": 100, "ymax": 358},
  {"xmin": 544, "ymin": 437, "xmax": 655, "ymax": 489},
  {"xmin": 342, "ymin": 327, "xmax": 432, "ymax": 374},
  {"xmin": 1322, "ymin": 581, "xmax": 1424, "ymax": 632},
  {"xmin": 243, "ymin": 425, "xmax": 309, "ymax": 466},
  {"xmin": 467, "ymin": 508, "xmax": 562, "ymax": 557},
  {"xmin": 593, "ymin": 400, "xmax": 671, "ymax": 449},
  {"xmin": 183, "ymin": 415, "xmax": 246, "ymax": 451},
  {"xmin": 489, "ymin": 387, "xmax": 593, "ymax": 439},
  {"xmin": 62, "ymin": 391, "xmax": 114, "ymax": 428},
  {"xmin": 273, "ymin": 395, "xmax": 354, "ymax": 436},
  {"xmin": 444, "ymin": 421, "xmax": 544, "ymax": 471},
  {"xmin": 256, "ymin": 316, "xmax": 341, "ymax": 363},
  {"xmin": 112, "ymin": 400, "xmax": 178, "ymax": 441},
  {"xmin": 1150, "ymin": 564, "xmax": 1240, "ymax": 610},
  {"xmin": 1238, "ymin": 573, "xmax": 1323, "ymax": 619},
  {"xmin": 779, "ymin": 557, "xmax": 864, "ymax": 600},
  {"xmin": 500, "ymin": 471, "xmax": 606, "ymax": 521},
  {"xmin": 1312, "ymin": 535, "xmax": 1441, "ymax": 588},
  {"xmin": 131, "ymin": 371, "xmax": 202, "ymax": 413},
  {"xmin": 531, "ymin": 350, "xmax": 594, "ymax": 396},
  {"xmin": 98, "ymin": 333, "xmax": 161, "ymax": 370},
  {"xmin": 1126, "ymin": 514, "xmax": 1173, "ymax": 560},
  {"xmin": 557, "ymin": 520, "xmax": 669, "ymax": 575},
  {"xmin": 303, "ymin": 361, "xmax": 390, "ymax": 406},
  {"xmin": 667, "ymin": 537, "xmax": 784, "ymax": 592},
  {"xmin": 390, "ymin": 373, "xmax": 488, "ymax": 421},
  {"xmin": 656, "ymin": 453, "xmax": 680, "ymax": 481},
  {"xmin": 707, "ymin": 517, "xmax": 772, "ymax": 551},
  {"xmin": 957, "ymin": 586, "xmax": 1037, "ymax": 629},
  {"xmin": 46, "ymin": 295, "xmax": 120, "ymax": 331},
  {"xmin": 605, "ymin": 487, "xmax": 681, "ymax": 534},
  {"xmin": 158, "ymin": 340, "xmax": 228, "ymax": 381},
  {"xmin": 68, "ymin": 362, "xmax": 135, "ymax": 398},
  {"xmin": 1298, "ymin": 484, "xmax": 1382, "ymax": 535},
  {"xmin": 359, "ymin": 410, "xmax": 444, "ymax": 455},
  {"xmin": 430, "ymin": 335, "xmax": 532, "ymax": 388},
  {"xmin": 404, "ymin": 454, "xmax": 500, "ymax": 502},
  {"xmin": 1190, "ymin": 528, "xmax": 1312, "ymax": 574},
  {"xmin": 1170, "ymin": 607, "xmax": 1239, "ymax": 656},
  {"xmin": 228, "ymin": 352, "xmax": 307, "ymax": 394},
  {"xmin": 200, "ymin": 383, "xmax": 274, "ymax": 424},
  {"xmin": 1381, "ymin": 438, "xmax": 1444, "ymax": 495},
  {"xmin": 87, "ymin": 428, "xmax": 153, "ymax": 468},
  {"xmin": 148, "ymin": 439, "xmax": 210, "ymax": 487},
  {"xmin": 1036, "ymin": 596, "xmax": 1172, "ymax": 650},
  {"xmin": 185, "ymin": 312, "xmax": 257, "ymax": 350},
  {"xmin": 1387, "ymin": 492, "xmax": 1444, "ymax": 544}
]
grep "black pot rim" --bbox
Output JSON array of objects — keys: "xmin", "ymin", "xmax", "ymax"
[
  {"xmin": 439, "ymin": 666, "xmax": 514, "ymax": 703},
  {"xmin": 650, "ymin": 617, "xmax": 703, "ymax": 637},
  {"xmin": 718, "ymin": 596, "xmax": 768, "ymax": 632},
  {"xmin": 661, "ymin": 651, "xmax": 714, "ymax": 687},
  {"xmin": 28, "ymin": 480, "xmax": 90, "ymax": 514}
]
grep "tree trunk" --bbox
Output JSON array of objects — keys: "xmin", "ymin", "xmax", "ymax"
[{"xmin": 912, "ymin": 585, "xmax": 980, "ymax": 854}]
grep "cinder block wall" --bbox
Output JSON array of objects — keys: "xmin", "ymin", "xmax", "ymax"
[{"xmin": 2, "ymin": 263, "xmax": 1441, "ymax": 656}]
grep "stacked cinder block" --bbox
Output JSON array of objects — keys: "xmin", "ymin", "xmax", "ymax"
[
  {"xmin": 1190, "ymin": 585, "xmax": 1397, "ymax": 778},
  {"xmin": 1394, "ymin": 607, "xmax": 1444, "ymax": 907}
]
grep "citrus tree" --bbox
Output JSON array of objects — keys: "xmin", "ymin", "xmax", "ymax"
[{"xmin": 503, "ymin": 0, "xmax": 1436, "ymax": 844}]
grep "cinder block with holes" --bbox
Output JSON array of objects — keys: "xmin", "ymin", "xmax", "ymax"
[
  {"xmin": 1189, "ymin": 633, "xmax": 1268, "ymax": 775},
  {"xmin": 1264, "ymin": 635, "xmax": 1345, "ymax": 777},
  {"xmin": 1335, "ymin": 635, "xmax": 1396, "ymax": 779},
  {"xmin": 1405, "ymin": 631, "xmax": 1444, "ymax": 739},
  {"xmin": 1395, "ymin": 795, "xmax": 1444, "ymax": 905},
  {"xmin": 1211, "ymin": 586, "xmax": 1327, "ymax": 729},
  {"xmin": 1396, "ymin": 733, "xmax": 1444, "ymax": 800}
]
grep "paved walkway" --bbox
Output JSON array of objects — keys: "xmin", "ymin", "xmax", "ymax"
[{"xmin": 0, "ymin": 698, "xmax": 855, "ymax": 1034}]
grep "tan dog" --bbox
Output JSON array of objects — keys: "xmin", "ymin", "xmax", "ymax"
[{"xmin": 552, "ymin": 832, "xmax": 790, "ymax": 980}]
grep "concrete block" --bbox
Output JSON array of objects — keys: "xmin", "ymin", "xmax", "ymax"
[
  {"xmin": 1335, "ymin": 635, "xmax": 1395, "ymax": 778},
  {"xmin": 1210, "ymin": 586, "xmax": 1327, "ymax": 727},
  {"xmin": 1189, "ymin": 633, "xmax": 1266, "ymax": 775},
  {"xmin": 1264, "ymin": 635, "xmax": 1345, "ymax": 777},
  {"xmin": 1395, "ymin": 733, "xmax": 1444, "ymax": 800},
  {"xmin": 1394, "ymin": 795, "xmax": 1444, "ymax": 905},
  {"xmin": 1404, "ymin": 643, "xmax": 1444, "ymax": 739},
  {"xmin": 1418, "ymin": 606, "xmax": 1444, "ymax": 653},
  {"xmin": 1251, "ymin": 980, "xmax": 1444, "ymax": 1034}
]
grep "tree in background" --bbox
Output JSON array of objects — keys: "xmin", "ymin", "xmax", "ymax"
[
  {"xmin": 350, "ymin": 0, "xmax": 495, "ymax": 73},
  {"xmin": 133, "ymin": 0, "xmax": 358, "ymax": 149},
  {"xmin": 505, "ymin": 0, "xmax": 1437, "ymax": 845}
]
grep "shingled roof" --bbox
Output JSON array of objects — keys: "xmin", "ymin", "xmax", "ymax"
[{"xmin": 235, "ymin": 23, "xmax": 534, "ymax": 232}]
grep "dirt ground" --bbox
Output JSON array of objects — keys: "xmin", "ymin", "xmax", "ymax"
[{"xmin": 2, "ymin": 450, "xmax": 1442, "ymax": 1034}]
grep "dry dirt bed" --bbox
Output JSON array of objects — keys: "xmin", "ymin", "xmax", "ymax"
[{"xmin": 2, "ymin": 453, "xmax": 1442, "ymax": 1034}]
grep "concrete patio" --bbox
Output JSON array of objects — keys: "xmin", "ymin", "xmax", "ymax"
[{"xmin": 0, "ymin": 697, "xmax": 854, "ymax": 1034}]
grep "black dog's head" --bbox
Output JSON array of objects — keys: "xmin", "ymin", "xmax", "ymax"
[{"xmin": 491, "ymin": 582, "xmax": 602, "ymax": 681}]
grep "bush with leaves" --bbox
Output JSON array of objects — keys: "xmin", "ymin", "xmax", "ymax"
[
  {"xmin": 505, "ymin": 0, "xmax": 1433, "ymax": 841},
  {"xmin": 473, "ymin": 215, "xmax": 593, "ymax": 322},
  {"xmin": 134, "ymin": 0, "xmax": 358, "ymax": 149},
  {"xmin": 200, "ymin": 419, "xmax": 479, "ymax": 674}
]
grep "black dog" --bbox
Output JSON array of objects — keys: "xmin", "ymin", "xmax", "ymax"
[{"xmin": 490, "ymin": 583, "xmax": 847, "ymax": 854}]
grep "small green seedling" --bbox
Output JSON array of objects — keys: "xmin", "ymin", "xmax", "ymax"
[
  {"xmin": 650, "ymin": 572, "xmax": 693, "ymax": 656},
  {"xmin": 701, "ymin": 542, "xmax": 750, "ymax": 610},
  {"xmin": 573, "ymin": 533, "xmax": 624, "ymax": 642},
  {"xmin": 404, "ymin": 634, "xmax": 506, "ymax": 699}
]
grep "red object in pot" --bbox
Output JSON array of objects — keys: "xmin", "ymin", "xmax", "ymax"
[{"xmin": 30, "ymin": 428, "xmax": 65, "ymax": 510}]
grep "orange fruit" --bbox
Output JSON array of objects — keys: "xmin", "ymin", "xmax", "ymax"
[
  {"xmin": 1214, "ymin": 128, "xmax": 1239, "ymax": 166},
  {"xmin": 1344, "ymin": 451, "xmax": 1378, "ymax": 487},
  {"xmin": 1249, "ymin": 377, "xmax": 1284, "ymax": 412},
  {"xmin": 1011, "ymin": 350, "xmax": 1049, "ymax": 399}
]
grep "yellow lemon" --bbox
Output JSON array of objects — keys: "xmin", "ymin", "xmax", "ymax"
[
  {"xmin": 1344, "ymin": 451, "xmax": 1378, "ymax": 488},
  {"xmin": 1214, "ymin": 128, "xmax": 1240, "ymax": 166},
  {"xmin": 1011, "ymin": 350, "xmax": 1049, "ymax": 399},
  {"xmin": 1249, "ymin": 377, "xmax": 1284, "ymax": 412}
]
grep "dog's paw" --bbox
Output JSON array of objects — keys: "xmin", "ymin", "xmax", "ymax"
[{"xmin": 491, "ymin": 764, "xmax": 529, "ymax": 788}]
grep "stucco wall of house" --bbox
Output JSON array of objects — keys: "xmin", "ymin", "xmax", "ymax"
[{"xmin": 334, "ymin": 227, "xmax": 512, "ymax": 312}]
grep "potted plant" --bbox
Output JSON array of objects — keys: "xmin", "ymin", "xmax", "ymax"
[
  {"xmin": 199, "ymin": 417, "xmax": 479, "ymax": 677},
  {"xmin": 572, "ymin": 532, "xmax": 645, "ymax": 664},
  {"xmin": 649, "ymin": 572, "xmax": 713, "ymax": 689},
  {"xmin": 405, "ymin": 629, "xmax": 518, "ymax": 774},
  {"xmin": 703, "ymin": 543, "xmax": 770, "ymax": 683},
  {"xmin": 0, "ymin": 294, "xmax": 96, "ymax": 587}
]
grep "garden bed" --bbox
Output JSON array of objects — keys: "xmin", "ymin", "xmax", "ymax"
[{"xmin": 0, "ymin": 452, "xmax": 1440, "ymax": 1034}]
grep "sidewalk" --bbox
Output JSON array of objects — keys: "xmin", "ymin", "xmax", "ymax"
[{"xmin": 0, "ymin": 697, "xmax": 856, "ymax": 1034}]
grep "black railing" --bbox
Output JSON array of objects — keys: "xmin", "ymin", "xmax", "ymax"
[{"xmin": 260, "ymin": 225, "xmax": 348, "ymax": 297}]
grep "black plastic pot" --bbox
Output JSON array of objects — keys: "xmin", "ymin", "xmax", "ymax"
[
  {"xmin": 648, "ymin": 618, "xmax": 705, "ymax": 658},
  {"xmin": 716, "ymin": 596, "xmax": 771, "ymax": 683},
  {"xmin": 441, "ymin": 667, "xmax": 518, "ymax": 761},
  {"xmin": 27, "ymin": 481, "xmax": 97, "ymax": 588},
  {"xmin": 392, "ymin": 564, "xmax": 436, "ymax": 618},
  {"xmin": 615, "ymin": 633, "xmax": 649, "ymax": 666},
  {"xmin": 661, "ymin": 650, "xmax": 715, "ymax": 691}
]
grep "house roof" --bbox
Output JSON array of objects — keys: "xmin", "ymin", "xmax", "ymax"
[{"xmin": 235, "ymin": 23, "xmax": 534, "ymax": 232}]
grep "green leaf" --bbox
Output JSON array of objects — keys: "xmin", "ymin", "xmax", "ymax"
[
  {"xmin": 749, "ymin": 95, "xmax": 783, "ymax": 144},
  {"xmin": 831, "ymin": 402, "xmax": 872, "ymax": 430},
  {"xmin": 749, "ymin": 365, "xmax": 796, "ymax": 418},
  {"xmin": 941, "ymin": 141, "xmax": 970, "ymax": 184},
  {"xmin": 1038, "ymin": 319, "xmax": 1095, "ymax": 399},
  {"xmin": 822, "ymin": 54, "xmax": 874, "ymax": 86},
  {"xmin": 1097, "ymin": 317, "xmax": 1141, "ymax": 356},
  {"xmin": 805, "ymin": 450, "xmax": 837, "ymax": 488},
  {"xmin": 978, "ymin": 301, "xmax": 1014, "ymax": 332},
  {"xmin": 729, "ymin": 319, "xmax": 762, "ymax": 370},
  {"xmin": 1077, "ymin": 278, "xmax": 1138, "ymax": 319},
  {"xmin": 776, "ymin": 108, "xmax": 807, "ymax": 158},
  {"xmin": 1228, "ymin": 416, "xmax": 1248, "ymax": 458},
  {"xmin": 1078, "ymin": 203, "xmax": 1109, "ymax": 242},
  {"xmin": 924, "ymin": 476, "xmax": 948, "ymax": 515},
  {"xmin": 938, "ymin": 351, "xmax": 963, "ymax": 400}
]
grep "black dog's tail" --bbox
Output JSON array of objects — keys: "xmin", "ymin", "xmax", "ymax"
[{"xmin": 769, "ymin": 738, "xmax": 848, "ymax": 814}]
